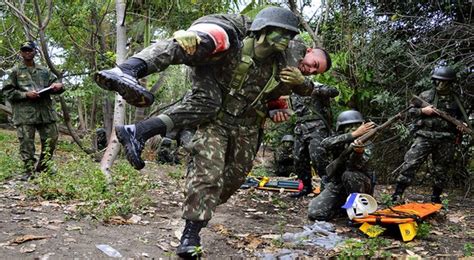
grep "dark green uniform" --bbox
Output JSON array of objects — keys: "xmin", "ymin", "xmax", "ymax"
[
  {"xmin": 308, "ymin": 132, "xmax": 372, "ymax": 221},
  {"xmin": 396, "ymin": 89, "xmax": 466, "ymax": 192},
  {"xmin": 2, "ymin": 63, "xmax": 62, "ymax": 174}
]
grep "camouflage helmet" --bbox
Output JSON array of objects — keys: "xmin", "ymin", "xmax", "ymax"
[
  {"xmin": 249, "ymin": 6, "xmax": 299, "ymax": 34},
  {"xmin": 281, "ymin": 134, "xmax": 294, "ymax": 143},
  {"xmin": 432, "ymin": 65, "xmax": 456, "ymax": 81},
  {"xmin": 336, "ymin": 110, "xmax": 364, "ymax": 132}
]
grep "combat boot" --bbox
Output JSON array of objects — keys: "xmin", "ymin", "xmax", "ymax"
[
  {"xmin": 176, "ymin": 220, "xmax": 206, "ymax": 258},
  {"xmin": 94, "ymin": 57, "xmax": 154, "ymax": 107},
  {"xmin": 431, "ymin": 186, "xmax": 443, "ymax": 204},
  {"xmin": 391, "ymin": 183, "xmax": 407, "ymax": 203},
  {"xmin": 115, "ymin": 125, "xmax": 146, "ymax": 170},
  {"xmin": 290, "ymin": 179, "xmax": 313, "ymax": 198}
]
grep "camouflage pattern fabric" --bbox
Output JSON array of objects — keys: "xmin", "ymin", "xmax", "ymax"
[
  {"xmin": 396, "ymin": 136, "xmax": 455, "ymax": 187},
  {"xmin": 291, "ymin": 89, "xmax": 336, "ymax": 185},
  {"xmin": 395, "ymin": 88, "xmax": 464, "ymax": 188},
  {"xmin": 3, "ymin": 64, "xmax": 60, "ymax": 125},
  {"xmin": 273, "ymin": 140, "xmax": 295, "ymax": 176},
  {"xmin": 183, "ymin": 121, "xmax": 259, "ymax": 221},
  {"xmin": 307, "ymin": 131, "xmax": 372, "ymax": 221},
  {"xmin": 3, "ymin": 63, "xmax": 61, "ymax": 173},
  {"xmin": 308, "ymin": 170, "xmax": 371, "ymax": 221},
  {"xmin": 131, "ymin": 15, "xmax": 315, "ymax": 222}
]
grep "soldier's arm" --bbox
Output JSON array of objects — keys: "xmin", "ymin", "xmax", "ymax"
[
  {"xmin": 2, "ymin": 69, "xmax": 28, "ymax": 101},
  {"xmin": 312, "ymin": 84, "xmax": 339, "ymax": 98},
  {"xmin": 321, "ymin": 133, "xmax": 354, "ymax": 150}
]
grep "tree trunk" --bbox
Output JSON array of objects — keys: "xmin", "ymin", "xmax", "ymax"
[
  {"xmin": 100, "ymin": 0, "xmax": 128, "ymax": 182},
  {"xmin": 77, "ymin": 97, "xmax": 86, "ymax": 131}
]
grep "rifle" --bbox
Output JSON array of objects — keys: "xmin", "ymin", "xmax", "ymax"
[
  {"xmin": 411, "ymin": 95, "xmax": 473, "ymax": 135},
  {"xmin": 326, "ymin": 107, "xmax": 411, "ymax": 180}
]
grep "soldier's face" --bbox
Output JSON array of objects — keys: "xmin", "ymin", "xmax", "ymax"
[
  {"xmin": 298, "ymin": 49, "xmax": 328, "ymax": 75},
  {"xmin": 435, "ymin": 80, "xmax": 451, "ymax": 94},
  {"xmin": 266, "ymin": 28, "xmax": 294, "ymax": 52},
  {"xmin": 20, "ymin": 48, "xmax": 36, "ymax": 61}
]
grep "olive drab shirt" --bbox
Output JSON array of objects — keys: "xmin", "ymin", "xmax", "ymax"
[{"xmin": 2, "ymin": 63, "xmax": 61, "ymax": 125}]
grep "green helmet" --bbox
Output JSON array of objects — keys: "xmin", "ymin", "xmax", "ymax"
[
  {"xmin": 281, "ymin": 134, "xmax": 294, "ymax": 143},
  {"xmin": 249, "ymin": 6, "xmax": 299, "ymax": 34},
  {"xmin": 432, "ymin": 65, "xmax": 456, "ymax": 81},
  {"xmin": 336, "ymin": 110, "xmax": 364, "ymax": 132}
]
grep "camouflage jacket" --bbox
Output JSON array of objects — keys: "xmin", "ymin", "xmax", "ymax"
[
  {"xmin": 410, "ymin": 88, "xmax": 466, "ymax": 138},
  {"xmin": 321, "ymin": 133, "xmax": 371, "ymax": 173},
  {"xmin": 290, "ymin": 84, "xmax": 338, "ymax": 135},
  {"xmin": 139, "ymin": 21, "xmax": 315, "ymax": 124},
  {"xmin": 2, "ymin": 63, "xmax": 63, "ymax": 125}
]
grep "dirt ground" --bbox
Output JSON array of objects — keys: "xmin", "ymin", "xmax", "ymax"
[{"xmin": 0, "ymin": 149, "xmax": 473, "ymax": 259}]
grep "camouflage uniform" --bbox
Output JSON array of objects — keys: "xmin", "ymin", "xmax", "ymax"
[
  {"xmin": 291, "ymin": 83, "xmax": 338, "ymax": 190},
  {"xmin": 2, "ymin": 63, "xmax": 62, "ymax": 174},
  {"xmin": 273, "ymin": 135, "xmax": 295, "ymax": 177},
  {"xmin": 308, "ymin": 132, "xmax": 372, "ymax": 221},
  {"xmin": 395, "ymin": 89, "xmax": 466, "ymax": 192},
  {"xmin": 131, "ymin": 14, "xmax": 316, "ymax": 221}
]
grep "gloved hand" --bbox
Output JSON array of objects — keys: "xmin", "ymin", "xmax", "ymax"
[
  {"xmin": 173, "ymin": 30, "xmax": 201, "ymax": 55},
  {"xmin": 279, "ymin": 66, "xmax": 305, "ymax": 86}
]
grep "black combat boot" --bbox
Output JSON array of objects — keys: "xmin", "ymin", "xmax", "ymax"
[
  {"xmin": 391, "ymin": 183, "xmax": 407, "ymax": 203},
  {"xmin": 176, "ymin": 220, "xmax": 207, "ymax": 258},
  {"xmin": 94, "ymin": 57, "xmax": 154, "ymax": 107},
  {"xmin": 431, "ymin": 186, "xmax": 443, "ymax": 204},
  {"xmin": 115, "ymin": 117, "xmax": 168, "ymax": 170},
  {"xmin": 290, "ymin": 179, "xmax": 313, "ymax": 198}
]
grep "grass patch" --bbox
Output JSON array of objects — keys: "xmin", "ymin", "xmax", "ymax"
[
  {"xmin": 26, "ymin": 156, "xmax": 152, "ymax": 221},
  {"xmin": 0, "ymin": 130, "xmax": 22, "ymax": 181},
  {"xmin": 338, "ymin": 237, "xmax": 391, "ymax": 259}
]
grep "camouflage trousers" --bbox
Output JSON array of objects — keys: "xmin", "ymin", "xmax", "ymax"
[
  {"xmin": 307, "ymin": 170, "xmax": 371, "ymax": 221},
  {"xmin": 162, "ymin": 81, "xmax": 223, "ymax": 130},
  {"xmin": 294, "ymin": 121, "xmax": 330, "ymax": 184},
  {"xmin": 183, "ymin": 121, "xmax": 259, "ymax": 221},
  {"xmin": 16, "ymin": 123, "xmax": 58, "ymax": 172},
  {"xmin": 396, "ymin": 136, "xmax": 456, "ymax": 188}
]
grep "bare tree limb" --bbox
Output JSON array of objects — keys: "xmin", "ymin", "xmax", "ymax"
[
  {"xmin": 287, "ymin": 0, "xmax": 322, "ymax": 47},
  {"xmin": 4, "ymin": 0, "xmax": 39, "ymax": 30}
]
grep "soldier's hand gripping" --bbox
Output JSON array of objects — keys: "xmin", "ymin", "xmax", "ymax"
[
  {"xmin": 26, "ymin": 90, "xmax": 40, "ymax": 100},
  {"xmin": 351, "ymin": 122, "xmax": 376, "ymax": 138},
  {"xmin": 270, "ymin": 110, "xmax": 290, "ymax": 123},
  {"xmin": 280, "ymin": 67, "xmax": 305, "ymax": 86},
  {"xmin": 352, "ymin": 139, "xmax": 365, "ymax": 154},
  {"xmin": 50, "ymin": 82, "xmax": 64, "ymax": 92},
  {"xmin": 173, "ymin": 30, "xmax": 202, "ymax": 55},
  {"xmin": 421, "ymin": 105, "xmax": 439, "ymax": 116}
]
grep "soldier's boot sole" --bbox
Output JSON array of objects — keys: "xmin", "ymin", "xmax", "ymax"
[
  {"xmin": 115, "ymin": 125, "xmax": 145, "ymax": 170},
  {"xmin": 94, "ymin": 68, "xmax": 154, "ymax": 107}
]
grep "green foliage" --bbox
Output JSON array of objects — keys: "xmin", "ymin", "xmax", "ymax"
[
  {"xmin": 379, "ymin": 193, "xmax": 395, "ymax": 207},
  {"xmin": 250, "ymin": 165, "xmax": 269, "ymax": 178},
  {"xmin": 338, "ymin": 237, "xmax": 391, "ymax": 259},
  {"xmin": 442, "ymin": 198, "xmax": 450, "ymax": 210},
  {"xmin": 464, "ymin": 242, "xmax": 473, "ymax": 257},
  {"xmin": 0, "ymin": 131, "xmax": 22, "ymax": 181},
  {"xmin": 26, "ymin": 153, "xmax": 152, "ymax": 221},
  {"xmin": 415, "ymin": 222, "xmax": 431, "ymax": 239}
]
